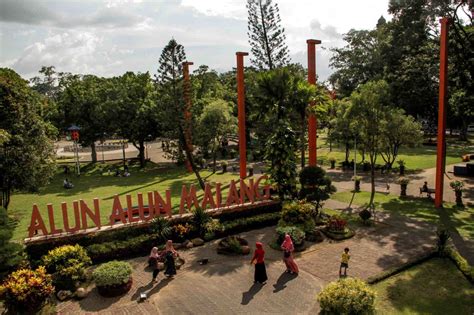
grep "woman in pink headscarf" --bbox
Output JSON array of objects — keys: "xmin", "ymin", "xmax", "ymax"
[{"xmin": 281, "ymin": 234, "xmax": 299, "ymax": 275}]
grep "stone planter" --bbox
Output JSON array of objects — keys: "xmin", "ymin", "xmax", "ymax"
[
  {"xmin": 354, "ymin": 180, "xmax": 361, "ymax": 192},
  {"xmin": 97, "ymin": 278, "xmax": 133, "ymax": 298}
]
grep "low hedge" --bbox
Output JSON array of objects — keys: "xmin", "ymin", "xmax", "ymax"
[
  {"xmin": 445, "ymin": 247, "xmax": 474, "ymax": 284},
  {"xmin": 26, "ymin": 201, "xmax": 281, "ymax": 263}
]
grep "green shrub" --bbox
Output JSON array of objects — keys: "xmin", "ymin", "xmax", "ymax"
[
  {"xmin": 227, "ymin": 237, "xmax": 243, "ymax": 254},
  {"xmin": 93, "ymin": 261, "xmax": 132, "ymax": 287},
  {"xmin": 41, "ymin": 244, "xmax": 91, "ymax": 290},
  {"xmin": 317, "ymin": 278, "xmax": 376, "ymax": 314},
  {"xmin": 279, "ymin": 201, "xmax": 315, "ymax": 233},
  {"xmin": 445, "ymin": 247, "xmax": 474, "ymax": 283},
  {"xmin": 0, "ymin": 266, "xmax": 54, "ymax": 313},
  {"xmin": 276, "ymin": 226, "xmax": 305, "ymax": 246},
  {"xmin": 299, "ymin": 166, "xmax": 336, "ymax": 208},
  {"xmin": 86, "ymin": 234, "xmax": 154, "ymax": 263},
  {"xmin": 149, "ymin": 216, "xmax": 172, "ymax": 242},
  {"xmin": 191, "ymin": 207, "xmax": 211, "ymax": 237}
]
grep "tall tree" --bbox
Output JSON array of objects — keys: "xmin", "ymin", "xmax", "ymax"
[
  {"xmin": 195, "ymin": 99, "xmax": 237, "ymax": 172},
  {"xmin": 156, "ymin": 39, "xmax": 205, "ymax": 189},
  {"xmin": 115, "ymin": 72, "xmax": 161, "ymax": 168},
  {"xmin": 0, "ymin": 68, "xmax": 56, "ymax": 209},
  {"xmin": 349, "ymin": 80, "xmax": 390, "ymax": 210},
  {"xmin": 247, "ymin": 0, "xmax": 290, "ymax": 70}
]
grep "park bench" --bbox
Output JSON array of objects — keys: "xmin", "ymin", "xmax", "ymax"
[{"xmin": 419, "ymin": 187, "xmax": 435, "ymax": 199}]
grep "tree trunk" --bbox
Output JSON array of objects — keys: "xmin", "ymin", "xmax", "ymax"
[
  {"xmin": 213, "ymin": 151, "xmax": 217, "ymax": 173},
  {"xmin": 90, "ymin": 142, "xmax": 97, "ymax": 163},
  {"xmin": 300, "ymin": 115, "xmax": 306, "ymax": 168},
  {"xmin": 138, "ymin": 140, "xmax": 146, "ymax": 168},
  {"xmin": 180, "ymin": 126, "xmax": 205, "ymax": 190},
  {"xmin": 345, "ymin": 143, "xmax": 350, "ymax": 163},
  {"xmin": 369, "ymin": 159, "xmax": 376, "ymax": 209},
  {"xmin": 1, "ymin": 188, "xmax": 10, "ymax": 210}
]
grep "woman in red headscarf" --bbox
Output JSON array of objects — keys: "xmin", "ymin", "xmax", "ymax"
[
  {"xmin": 281, "ymin": 234, "xmax": 299, "ymax": 274},
  {"xmin": 251, "ymin": 242, "xmax": 268, "ymax": 284}
]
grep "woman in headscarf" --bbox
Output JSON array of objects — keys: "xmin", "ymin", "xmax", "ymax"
[
  {"xmin": 149, "ymin": 247, "xmax": 160, "ymax": 282},
  {"xmin": 164, "ymin": 240, "xmax": 178, "ymax": 278},
  {"xmin": 251, "ymin": 242, "xmax": 268, "ymax": 284},
  {"xmin": 281, "ymin": 234, "xmax": 299, "ymax": 275}
]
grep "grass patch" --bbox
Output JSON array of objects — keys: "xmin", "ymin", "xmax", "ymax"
[
  {"xmin": 331, "ymin": 191, "xmax": 474, "ymax": 239},
  {"xmin": 9, "ymin": 162, "xmax": 241, "ymax": 241},
  {"xmin": 372, "ymin": 258, "xmax": 474, "ymax": 314},
  {"xmin": 314, "ymin": 132, "xmax": 473, "ymax": 171}
]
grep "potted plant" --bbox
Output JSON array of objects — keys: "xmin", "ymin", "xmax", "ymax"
[
  {"xmin": 397, "ymin": 160, "xmax": 406, "ymax": 176},
  {"xmin": 221, "ymin": 161, "xmax": 228, "ymax": 173},
  {"xmin": 396, "ymin": 177, "xmax": 410, "ymax": 196},
  {"xmin": 449, "ymin": 180, "xmax": 464, "ymax": 206},
  {"xmin": 352, "ymin": 176, "xmax": 362, "ymax": 192},
  {"xmin": 93, "ymin": 261, "xmax": 133, "ymax": 297},
  {"xmin": 329, "ymin": 157, "xmax": 336, "ymax": 169}
]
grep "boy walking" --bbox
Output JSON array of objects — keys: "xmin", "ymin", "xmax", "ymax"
[{"xmin": 339, "ymin": 247, "xmax": 350, "ymax": 277}]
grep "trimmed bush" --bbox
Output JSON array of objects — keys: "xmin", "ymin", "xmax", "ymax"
[
  {"xmin": 445, "ymin": 247, "xmax": 474, "ymax": 283},
  {"xmin": 279, "ymin": 201, "xmax": 315, "ymax": 233},
  {"xmin": 317, "ymin": 278, "xmax": 376, "ymax": 314},
  {"xmin": 0, "ymin": 266, "xmax": 54, "ymax": 313},
  {"xmin": 41, "ymin": 244, "xmax": 91, "ymax": 291},
  {"xmin": 276, "ymin": 226, "xmax": 305, "ymax": 246},
  {"xmin": 93, "ymin": 261, "xmax": 132, "ymax": 287}
]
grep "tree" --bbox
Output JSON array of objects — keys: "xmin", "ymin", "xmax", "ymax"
[
  {"xmin": 299, "ymin": 166, "xmax": 336, "ymax": 211},
  {"xmin": 195, "ymin": 99, "xmax": 237, "ymax": 172},
  {"xmin": 380, "ymin": 108, "xmax": 423, "ymax": 168},
  {"xmin": 156, "ymin": 39, "xmax": 205, "ymax": 189},
  {"xmin": 57, "ymin": 75, "xmax": 110, "ymax": 163},
  {"xmin": 246, "ymin": 0, "xmax": 290, "ymax": 70},
  {"xmin": 0, "ymin": 68, "xmax": 56, "ymax": 209},
  {"xmin": 349, "ymin": 80, "xmax": 390, "ymax": 210},
  {"xmin": 328, "ymin": 99, "xmax": 358, "ymax": 164},
  {"xmin": 115, "ymin": 72, "xmax": 161, "ymax": 168}
]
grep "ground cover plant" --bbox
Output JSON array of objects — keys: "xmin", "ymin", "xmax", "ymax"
[
  {"xmin": 372, "ymin": 258, "xmax": 474, "ymax": 314},
  {"xmin": 9, "ymin": 162, "xmax": 240, "ymax": 241}
]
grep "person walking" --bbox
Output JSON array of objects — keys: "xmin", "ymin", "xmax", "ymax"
[
  {"xmin": 149, "ymin": 247, "xmax": 160, "ymax": 283},
  {"xmin": 164, "ymin": 240, "xmax": 178, "ymax": 278},
  {"xmin": 250, "ymin": 242, "xmax": 268, "ymax": 284},
  {"xmin": 339, "ymin": 247, "xmax": 350, "ymax": 277},
  {"xmin": 281, "ymin": 234, "xmax": 299, "ymax": 275}
]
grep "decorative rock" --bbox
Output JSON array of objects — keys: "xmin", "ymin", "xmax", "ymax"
[
  {"xmin": 75, "ymin": 287, "xmax": 88, "ymax": 299},
  {"xmin": 57, "ymin": 290, "xmax": 73, "ymax": 301},
  {"xmin": 182, "ymin": 240, "xmax": 190, "ymax": 247},
  {"xmin": 191, "ymin": 238, "xmax": 205, "ymax": 247},
  {"xmin": 241, "ymin": 245, "xmax": 250, "ymax": 255},
  {"xmin": 186, "ymin": 242, "xmax": 194, "ymax": 249}
]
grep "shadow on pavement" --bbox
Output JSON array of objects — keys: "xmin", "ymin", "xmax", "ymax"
[
  {"xmin": 241, "ymin": 283, "xmax": 264, "ymax": 305},
  {"xmin": 272, "ymin": 272, "xmax": 297, "ymax": 293}
]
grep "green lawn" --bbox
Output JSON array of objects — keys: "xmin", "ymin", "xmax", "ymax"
[
  {"xmin": 373, "ymin": 258, "xmax": 474, "ymax": 314},
  {"xmin": 331, "ymin": 191, "xmax": 474, "ymax": 239},
  {"xmin": 313, "ymin": 133, "xmax": 473, "ymax": 171},
  {"xmin": 9, "ymin": 162, "xmax": 241, "ymax": 242}
]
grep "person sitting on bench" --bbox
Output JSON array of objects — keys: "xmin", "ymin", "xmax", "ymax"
[
  {"xmin": 63, "ymin": 178, "xmax": 74, "ymax": 189},
  {"xmin": 422, "ymin": 181, "xmax": 428, "ymax": 192},
  {"xmin": 420, "ymin": 181, "xmax": 435, "ymax": 198}
]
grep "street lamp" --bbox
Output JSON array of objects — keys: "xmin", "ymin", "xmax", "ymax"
[{"xmin": 67, "ymin": 125, "xmax": 81, "ymax": 176}]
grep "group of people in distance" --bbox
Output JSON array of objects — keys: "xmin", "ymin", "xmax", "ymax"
[{"xmin": 147, "ymin": 234, "xmax": 352, "ymax": 286}]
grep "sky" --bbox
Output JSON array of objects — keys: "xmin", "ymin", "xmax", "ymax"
[{"xmin": 0, "ymin": 0, "xmax": 390, "ymax": 81}]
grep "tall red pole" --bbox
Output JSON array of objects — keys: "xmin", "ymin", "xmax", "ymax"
[
  {"xmin": 307, "ymin": 39, "xmax": 321, "ymax": 166},
  {"xmin": 435, "ymin": 18, "xmax": 449, "ymax": 208},
  {"xmin": 236, "ymin": 52, "xmax": 249, "ymax": 179},
  {"xmin": 183, "ymin": 61, "xmax": 194, "ymax": 173}
]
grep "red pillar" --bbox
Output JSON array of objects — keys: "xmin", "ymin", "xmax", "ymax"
[
  {"xmin": 236, "ymin": 52, "xmax": 249, "ymax": 179},
  {"xmin": 435, "ymin": 18, "xmax": 449, "ymax": 208},
  {"xmin": 183, "ymin": 61, "xmax": 194, "ymax": 173},
  {"xmin": 307, "ymin": 39, "xmax": 321, "ymax": 166}
]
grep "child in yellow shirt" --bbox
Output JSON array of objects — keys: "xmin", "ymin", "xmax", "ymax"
[{"xmin": 339, "ymin": 247, "xmax": 350, "ymax": 277}]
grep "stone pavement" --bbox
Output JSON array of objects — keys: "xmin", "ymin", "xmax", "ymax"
[{"xmin": 57, "ymin": 215, "xmax": 436, "ymax": 315}]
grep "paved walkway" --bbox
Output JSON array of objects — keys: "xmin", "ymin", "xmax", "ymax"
[{"xmin": 58, "ymin": 212, "xmax": 436, "ymax": 314}]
